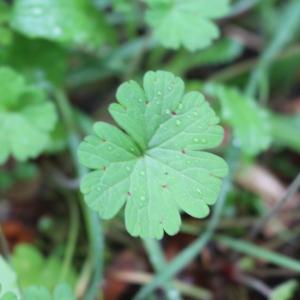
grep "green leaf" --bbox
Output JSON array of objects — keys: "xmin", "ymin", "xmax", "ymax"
[
  {"xmin": 0, "ymin": 256, "xmax": 20, "ymax": 299},
  {"xmin": 0, "ymin": 67, "xmax": 57, "ymax": 164},
  {"xmin": 112, "ymin": 0, "xmax": 139, "ymax": 18},
  {"xmin": 0, "ymin": 293, "xmax": 18, "ymax": 300},
  {"xmin": 270, "ymin": 280, "xmax": 298, "ymax": 300},
  {"xmin": 53, "ymin": 283, "xmax": 76, "ymax": 300},
  {"xmin": 78, "ymin": 70, "xmax": 228, "ymax": 239},
  {"xmin": 206, "ymin": 84, "xmax": 272, "ymax": 155},
  {"xmin": 0, "ymin": 283, "xmax": 75, "ymax": 300},
  {"xmin": 23, "ymin": 283, "xmax": 75, "ymax": 300},
  {"xmin": 23, "ymin": 286, "xmax": 52, "ymax": 300},
  {"xmin": 0, "ymin": 27, "xmax": 13, "ymax": 47},
  {"xmin": 12, "ymin": 244, "xmax": 44, "ymax": 288},
  {"xmin": 2, "ymin": 35, "xmax": 67, "ymax": 86},
  {"xmin": 10, "ymin": 0, "xmax": 113, "ymax": 48},
  {"xmin": 12, "ymin": 244, "xmax": 76, "ymax": 290},
  {"xmin": 0, "ymin": 3, "xmax": 13, "ymax": 47},
  {"xmin": 270, "ymin": 113, "xmax": 300, "ymax": 153},
  {"xmin": 112, "ymin": 0, "xmax": 132, "ymax": 13},
  {"xmin": 145, "ymin": 0, "xmax": 230, "ymax": 51},
  {"xmin": 0, "ymin": 2, "xmax": 11, "ymax": 23}
]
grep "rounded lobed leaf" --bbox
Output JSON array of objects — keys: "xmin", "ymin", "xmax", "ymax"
[{"xmin": 78, "ymin": 70, "xmax": 228, "ymax": 239}]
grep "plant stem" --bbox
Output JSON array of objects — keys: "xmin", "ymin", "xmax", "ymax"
[
  {"xmin": 54, "ymin": 89, "xmax": 104, "ymax": 300},
  {"xmin": 143, "ymin": 239, "xmax": 182, "ymax": 300},
  {"xmin": 59, "ymin": 195, "xmax": 80, "ymax": 283},
  {"xmin": 0, "ymin": 224, "xmax": 10, "ymax": 261},
  {"xmin": 134, "ymin": 145, "xmax": 240, "ymax": 300},
  {"xmin": 76, "ymin": 259, "xmax": 92, "ymax": 299}
]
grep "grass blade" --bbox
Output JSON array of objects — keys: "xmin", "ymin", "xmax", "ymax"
[{"xmin": 216, "ymin": 235, "xmax": 300, "ymax": 273}]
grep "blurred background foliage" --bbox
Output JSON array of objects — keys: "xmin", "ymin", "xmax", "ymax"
[{"xmin": 0, "ymin": 0, "xmax": 300, "ymax": 299}]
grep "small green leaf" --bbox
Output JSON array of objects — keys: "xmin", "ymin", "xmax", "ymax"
[
  {"xmin": 270, "ymin": 113, "xmax": 300, "ymax": 153},
  {"xmin": 270, "ymin": 280, "xmax": 298, "ymax": 300},
  {"xmin": 112, "ymin": 0, "xmax": 139, "ymax": 18},
  {"xmin": 22, "ymin": 283, "xmax": 75, "ymax": 300},
  {"xmin": 206, "ymin": 84, "xmax": 272, "ymax": 155},
  {"xmin": 23, "ymin": 286, "xmax": 52, "ymax": 300},
  {"xmin": 145, "ymin": 0, "xmax": 230, "ymax": 51},
  {"xmin": 12, "ymin": 244, "xmax": 76, "ymax": 290},
  {"xmin": 0, "ymin": 256, "xmax": 20, "ymax": 299},
  {"xmin": 0, "ymin": 293, "xmax": 18, "ymax": 300},
  {"xmin": 53, "ymin": 283, "xmax": 76, "ymax": 300},
  {"xmin": 10, "ymin": 0, "xmax": 113, "ymax": 48},
  {"xmin": 78, "ymin": 71, "xmax": 228, "ymax": 239},
  {"xmin": 0, "ymin": 67, "xmax": 57, "ymax": 164},
  {"xmin": 11, "ymin": 244, "xmax": 44, "ymax": 289}
]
